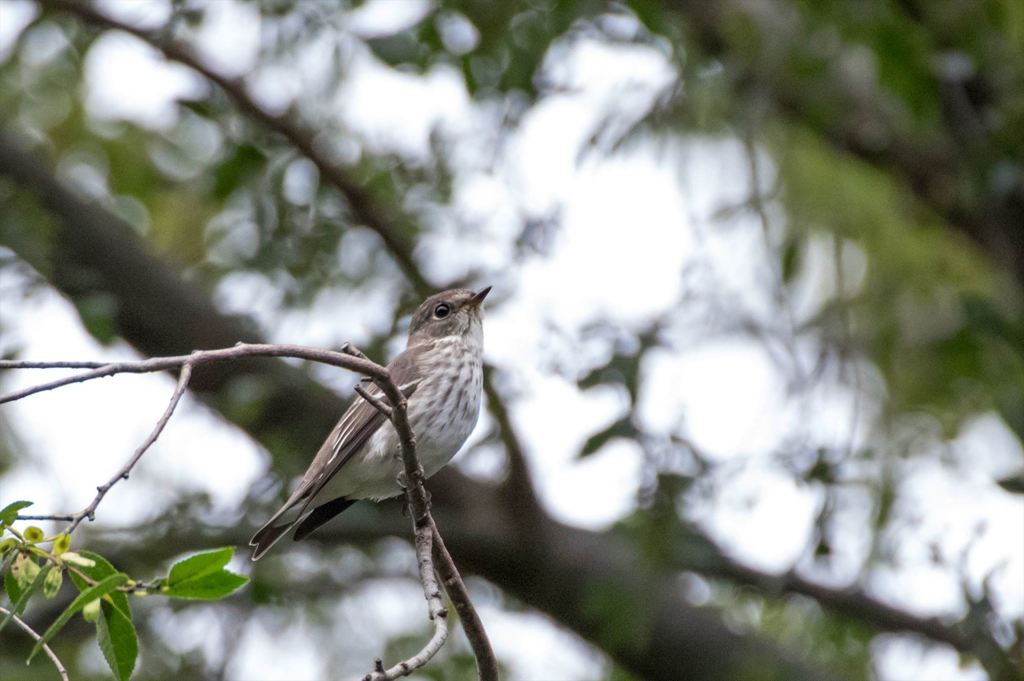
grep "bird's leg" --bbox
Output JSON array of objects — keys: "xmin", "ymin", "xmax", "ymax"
[{"xmin": 396, "ymin": 468, "xmax": 411, "ymax": 518}]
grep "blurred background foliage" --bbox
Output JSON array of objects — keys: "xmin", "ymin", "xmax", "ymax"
[{"xmin": 1, "ymin": 0, "xmax": 1022, "ymax": 680}]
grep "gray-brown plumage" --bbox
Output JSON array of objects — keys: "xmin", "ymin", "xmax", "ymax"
[{"xmin": 249, "ymin": 287, "xmax": 490, "ymax": 560}]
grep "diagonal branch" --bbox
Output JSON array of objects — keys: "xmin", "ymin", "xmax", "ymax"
[
  {"xmin": 64, "ymin": 361, "xmax": 193, "ymax": 533},
  {"xmin": 0, "ymin": 606, "xmax": 70, "ymax": 681},
  {"xmin": 40, "ymin": 0, "xmax": 429, "ymax": 295},
  {"xmin": 429, "ymin": 519, "xmax": 497, "ymax": 681}
]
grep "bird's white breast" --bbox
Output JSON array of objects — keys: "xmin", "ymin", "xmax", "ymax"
[{"xmin": 317, "ymin": 333, "xmax": 483, "ymax": 501}]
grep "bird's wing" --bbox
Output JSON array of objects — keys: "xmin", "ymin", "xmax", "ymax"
[{"xmin": 249, "ymin": 346, "xmax": 426, "ymax": 559}]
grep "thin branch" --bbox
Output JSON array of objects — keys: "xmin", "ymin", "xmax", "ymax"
[
  {"xmin": 0, "ymin": 606, "xmax": 70, "ymax": 681},
  {"xmin": 2, "ymin": 360, "xmax": 111, "ymax": 369},
  {"xmin": 353, "ymin": 383, "xmax": 392, "ymax": 418},
  {"xmin": 0, "ymin": 345, "xmax": 383, "ymax": 527},
  {"xmin": 362, "ymin": 500, "xmax": 448, "ymax": 681},
  {"xmin": 0, "ymin": 343, "xmax": 386, "ymax": 404},
  {"xmin": 63, "ymin": 362, "xmax": 193, "ymax": 533},
  {"xmin": 1, "ymin": 343, "xmax": 495, "ymax": 679}
]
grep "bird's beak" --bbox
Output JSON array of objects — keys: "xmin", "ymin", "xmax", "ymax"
[{"xmin": 467, "ymin": 286, "xmax": 492, "ymax": 308}]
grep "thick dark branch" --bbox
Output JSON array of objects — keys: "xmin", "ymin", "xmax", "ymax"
[
  {"xmin": 429, "ymin": 520, "xmax": 499, "ymax": 681},
  {"xmin": 482, "ymin": 366, "xmax": 541, "ymax": 529},
  {"xmin": 40, "ymin": 0, "xmax": 430, "ymax": 295},
  {"xmin": 681, "ymin": 536, "xmax": 979, "ymax": 655}
]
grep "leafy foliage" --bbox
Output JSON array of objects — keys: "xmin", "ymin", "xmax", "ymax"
[{"xmin": 0, "ymin": 509, "xmax": 247, "ymax": 681}]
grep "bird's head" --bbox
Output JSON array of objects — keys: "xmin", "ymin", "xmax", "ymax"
[{"xmin": 407, "ymin": 286, "xmax": 490, "ymax": 347}]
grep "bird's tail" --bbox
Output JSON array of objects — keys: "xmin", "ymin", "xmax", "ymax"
[
  {"xmin": 249, "ymin": 490, "xmax": 311, "ymax": 560},
  {"xmin": 249, "ymin": 521, "xmax": 294, "ymax": 561}
]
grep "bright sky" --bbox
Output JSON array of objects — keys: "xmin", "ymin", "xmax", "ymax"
[{"xmin": 1, "ymin": 1, "xmax": 1021, "ymax": 680}]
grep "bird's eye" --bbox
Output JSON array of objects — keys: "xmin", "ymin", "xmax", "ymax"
[{"xmin": 433, "ymin": 303, "xmax": 451, "ymax": 319}]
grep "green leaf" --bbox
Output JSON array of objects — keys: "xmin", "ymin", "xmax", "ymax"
[
  {"xmin": 0, "ymin": 500, "xmax": 32, "ymax": 527},
  {"xmin": 74, "ymin": 293, "xmax": 119, "ymax": 345},
  {"xmin": 29, "ymin": 572, "xmax": 127, "ymax": 663},
  {"xmin": 163, "ymin": 547, "xmax": 248, "ymax": 600},
  {"xmin": 68, "ymin": 551, "xmax": 132, "ymax": 621},
  {"xmin": 996, "ymin": 474, "xmax": 1024, "ymax": 494},
  {"xmin": 0, "ymin": 564, "xmax": 50, "ymax": 634},
  {"xmin": 0, "ymin": 549, "xmax": 18, "ymax": 598},
  {"xmin": 164, "ymin": 570, "xmax": 249, "ymax": 600},
  {"xmin": 4, "ymin": 563, "xmax": 22, "ymax": 604},
  {"xmin": 13, "ymin": 553, "xmax": 40, "ymax": 591},
  {"xmin": 781, "ymin": 237, "xmax": 802, "ymax": 283},
  {"xmin": 213, "ymin": 144, "xmax": 267, "ymax": 198},
  {"xmin": 66, "ymin": 551, "xmax": 139, "ymax": 680},
  {"xmin": 43, "ymin": 567, "xmax": 63, "ymax": 598},
  {"xmin": 52, "ymin": 533, "xmax": 71, "ymax": 556},
  {"xmin": 96, "ymin": 597, "xmax": 139, "ymax": 681},
  {"xmin": 167, "ymin": 546, "xmax": 232, "ymax": 584}
]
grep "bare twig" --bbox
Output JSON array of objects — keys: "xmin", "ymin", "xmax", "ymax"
[
  {"xmin": 63, "ymin": 362, "xmax": 193, "ymax": 533},
  {"xmin": 0, "ymin": 606, "xmax": 70, "ymax": 681},
  {"xmin": 1, "ymin": 343, "xmax": 495, "ymax": 679},
  {"xmin": 359, "ymin": 370, "xmax": 450, "ymax": 679},
  {"xmin": 362, "ymin": 499, "xmax": 449, "ymax": 681},
  {"xmin": 0, "ymin": 345, "xmax": 381, "ymax": 527},
  {"xmin": 353, "ymin": 383, "xmax": 392, "ymax": 418},
  {"xmin": 0, "ymin": 344, "xmax": 385, "ymax": 404}
]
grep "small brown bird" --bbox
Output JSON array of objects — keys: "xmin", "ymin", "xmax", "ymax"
[{"xmin": 250, "ymin": 287, "xmax": 490, "ymax": 559}]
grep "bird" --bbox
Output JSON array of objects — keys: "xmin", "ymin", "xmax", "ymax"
[{"xmin": 249, "ymin": 287, "xmax": 490, "ymax": 560}]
